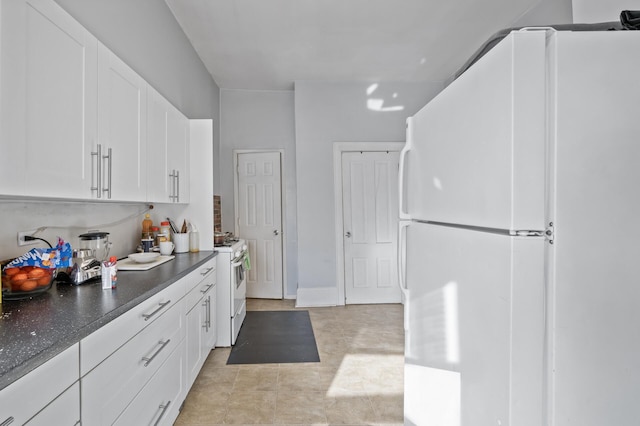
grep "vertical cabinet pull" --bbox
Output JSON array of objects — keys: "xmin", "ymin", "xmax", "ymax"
[
  {"xmin": 175, "ymin": 170, "xmax": 180, "ymax": 203},
  {"xmin": 91, "ymin": 144, "xmax": 102, "ymax": 198},
  {"xmin": 153, "ymin": 401, "xmax": 171, "ymax": 426},
  {"xmin": 103, "ymin": 147, "xmax": 112, "ymax": 199},
  {"xmin": 169, "ymin": 170, "xmax": 176, "ymax": 202}
]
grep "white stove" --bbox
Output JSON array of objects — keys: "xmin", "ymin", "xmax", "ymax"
[{"xmin": 215, "ymin": 239, "xmax": 248, "ymax": 346}]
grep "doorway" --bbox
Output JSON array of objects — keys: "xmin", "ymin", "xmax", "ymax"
[
  {"xmin": 334, "ymin": 142, "xmax": 404, "ymax": 305},
  {"xmin": 235, "ymin": 151, "xmax": 284, "ymax": 299}
]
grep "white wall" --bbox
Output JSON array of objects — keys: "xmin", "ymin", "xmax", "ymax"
[
  {"xmin": 219, "ymin": 89, "xmax": 298, "ymax": 297},
  {"xmin": 294, "ymin": 81, "xmax": 444, "ymax": 304},
  {"xmin": 572, "ymin": 0, "xmax": 635, "ymax": 23}
]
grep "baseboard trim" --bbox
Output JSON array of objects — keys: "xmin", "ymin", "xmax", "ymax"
[{"xmin": 295, "ymin": 286, "xmax": 338, "ymax": 307}]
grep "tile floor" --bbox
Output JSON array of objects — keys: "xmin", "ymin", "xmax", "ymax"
[{"xmin": 175, "ymin": 298, "xmax": 405, "ymax": 425}]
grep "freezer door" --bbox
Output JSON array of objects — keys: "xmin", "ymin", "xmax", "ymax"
[
  {"xmin": 404, "ymin": 31, "xmax": 546, "ymax": 230},
  {"xmin": 547, "ymin": 31, "xmax": 640, "ymax": 426},
  {"xmin": 403, "ymin": 222, "xmax": 545, "ymax": 426}
]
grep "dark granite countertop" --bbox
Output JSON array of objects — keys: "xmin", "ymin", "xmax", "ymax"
[{"xmin": 0, "ymin": 251, "xmax": 217, "ymax": 391}]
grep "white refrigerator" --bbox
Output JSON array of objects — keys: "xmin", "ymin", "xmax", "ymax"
[{"xmin": 399, "ymin": 29, "xmax": 640, "ymax": 426}]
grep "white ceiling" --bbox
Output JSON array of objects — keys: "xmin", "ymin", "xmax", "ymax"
[{"xmin": 165, "ymin": 0, "xmax": 542, "ymax": 90}]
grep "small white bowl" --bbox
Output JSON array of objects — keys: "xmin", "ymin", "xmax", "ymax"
[{"xmin": 128, "ymin": 252, "xmax": 161, "ymax": 263}]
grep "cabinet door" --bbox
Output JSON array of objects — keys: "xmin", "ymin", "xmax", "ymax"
[
  {"xmin": 204, "ymin": 285, "xmax": 217, "ymax": 350},
  {"xmin": 146, "ymin": 86, "xmax": 170, "ymax": 202},
  {"xmin": 185, "ymin": 296, "xmax": 206, "ymax": 389},
  {"xmin": 0, "ymin": 343, "xmax": 79, "ymax": 425},
  {"xmin": 0, "ymin": 0, "xmax": 97, "ymax": 198},
  {"xmin": 25, "ymin": 382, "xmax": 80, "ymax": 426},
  {"xmin": 167, "ymin": 104, "xmax": 190, "ymax": 203},
  {"xmin": 97, "ymin": 43, "xmax": 147, "ymax": 201},
  {"xmin": 114, "ymin": 343, "xmax": 185, "ymax": 426}
]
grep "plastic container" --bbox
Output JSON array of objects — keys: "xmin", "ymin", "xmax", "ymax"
[
  {"xmin": 151, "ymin": 226, "xmax": 160, "ymax": 246},
  {"xmin": 189, "ymin": 229, "xmax": 200, "ymax": 253},
  {"xmin": 160, "ymin": 221, "xmax": 171, "ymax": 242}
]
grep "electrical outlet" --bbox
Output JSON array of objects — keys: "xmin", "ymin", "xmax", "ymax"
[{"xmin": 18, "ymin": 229, "xmax": 39, "ymax": 246}]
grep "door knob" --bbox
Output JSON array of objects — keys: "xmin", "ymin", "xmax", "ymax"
[
  {"xmin": 273, "ymin": 230, "xmax": 280, "ymax": 236},
  {"xmin": 345, "ymin": 231, "xmax": 351, "ymax": 238}
]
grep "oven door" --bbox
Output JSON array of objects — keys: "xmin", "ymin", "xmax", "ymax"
[{"xmin": 230, "ymin": 253, "xmax": 247, "ymax": 344}]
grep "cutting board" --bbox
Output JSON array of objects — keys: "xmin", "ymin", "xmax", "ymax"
[{"xmin": 117, "ymin": 255, "xmax": 175, "ymax": 271}]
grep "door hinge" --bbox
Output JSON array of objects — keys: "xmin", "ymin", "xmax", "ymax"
[{"xmin": 545, "ymin": 222, "xmax": 554, "ymax": 244}]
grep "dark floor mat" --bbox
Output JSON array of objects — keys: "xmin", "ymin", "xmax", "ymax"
[{"xmin": 227, "ymin": 310, "xmax": 320, "ymax": 364}]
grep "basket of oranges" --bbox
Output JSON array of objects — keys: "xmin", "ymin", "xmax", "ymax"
[
  {"xmin": 2, "ymin": 266, "xmax": 56, "ymax": 298},
  {"xmin": 1, "ymin": 238, "xmax": 72, "ymax": 300}
]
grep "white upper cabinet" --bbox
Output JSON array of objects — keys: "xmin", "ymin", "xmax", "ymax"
[
  {"xmin": 167, "ymin": 102, "xmax": 190, "ymax": 204},
  {"xmin": 147, "ymin": 86, "xmax": 170, "ymax": 202},
  {"xmin": 0, "ymin": 0, "xmax": 98, "ymax": 198},
  {"xmin": 147, "ymin": 86, "xmax": 189, "ymax": 204},
  {"xmin": 0, "ymin": 0, "xmax": 188, "ymax": 203},
  {"xmin": 97, "ymin": 43, "xmax": 147, "ymax": 201}
]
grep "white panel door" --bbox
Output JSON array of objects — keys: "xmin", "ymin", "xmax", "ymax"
[
  {"xmin": 97, "ymin": 43, "xmax": 147, "ymax": 201},
  {"xmin": 1, "ymin": 0, "xmax": 98, "ymax": 198},
  {"xmin": 237, "ymin": 152, "xmax": 283, "ymax": 299},
  {"xmin": 405, "ymin": 31, "xmax": 546, "ymax": 230},
  {"xmin": 403, "ymin": 222, "xmax": 545, "ymax": 426},
  {"xmin": 342, "ymin": 151, "xmax": 401, "ymax": 304}
]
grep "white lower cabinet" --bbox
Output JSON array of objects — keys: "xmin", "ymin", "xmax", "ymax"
[
  {"xmin": 185, "ymin": 259, "xmax": 217, "ymax": 389},
  {"xmin": 25, "ymin": 382, "xmax": 80, "ymax": 426},
  {"xmin": 81, "ymin": 298, "xmax": 184, "ymax": 425},
  {"xmin": 113, "ymin": 343, "xmax": 185, "ymax": 426},
  {"xmin": 0, "ymin": 343, "xmax": 79, "ymax": 426},
  {"xmin": 0, "ymin": 258, "xmax": 218, "ymax": 426}
]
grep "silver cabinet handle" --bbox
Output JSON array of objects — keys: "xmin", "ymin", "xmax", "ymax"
[
  {"xmin": 200, "ymin": 267, "xmax": 214, "ymax": 276},
  {"xmin": 102, "ymin": 147, "xmax": 112, "ymax": 199},
  {"xmin": 175, "ymin": 170, "xmax": 180, "ymax": 203},
  {"xmin": 345, "ymin": 231, "xmax": 351, "ymax": 238},
  {"xmin": 168, "ymin": 170, "xmax": 176, "ymax": 201},
  {"xmin": 200, "ymin": 283, "xmax": 214, "ymax": 294},
  {"xmin": 206, "ymin": 296, "xmax": 210, "ymax": 329},
  {"xmin": 202, "ymin": 298, "xmax": 208, "ymax": 330},
  {"xmin": 0, "ymin": 417, "xmax": 15, "ymax": 426},
  {"xmin": 91, "ymin": 143, "xmax": 102, "ymax": 198},
  {"xmin": 142, "ymin": 339, "xmax": 171, "ymax": 367},
  {"xmin": 273, "ymin": 229, "xmax": 280, "ymax": 236},
  {"xmin": 142, "ymin": 300, "xmax": 171, "ymax": 321},
  {"xmin": 153, "ymin": 401, "xmax": 171, "ymax": 426}
]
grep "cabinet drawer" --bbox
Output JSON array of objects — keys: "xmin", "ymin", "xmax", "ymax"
[
  {"xmin": 80, "ymin": 281, "xmax": 184, "ymax": 375},
  {"xmin": 81, "ymin": 299, "xmax": 184, "ymax": 426},
  {"xmin": 185, "ymin": 267, "xmax": 217, "ymax": 311},
  {"xmin": 0, "ymin": 343, "xmax": 79, "ymax": 426},
  {"xmin": 184, "ymin": 258, "xmax": 216, "ymax": 296},
  {"xmin": 25, "ymin": 381, "xmax": 80, "ymax": 426},
  {"xmin": 114, "ymin": 342, "xmax": 185, "ymax": 426}
]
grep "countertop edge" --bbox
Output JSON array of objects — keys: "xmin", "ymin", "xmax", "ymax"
[{"xmin": 0, "ymin": 251, "xmax": 217, "ymax": 392}]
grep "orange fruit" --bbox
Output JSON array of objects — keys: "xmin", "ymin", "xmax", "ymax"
[
  {"xmin": 20, "ymin": 279, "xmax": 38, "ymax": 292},
  {"xmin": 37, "ymin": 275, "xmax": 51, "ymax": 286},
  {"xmin": 5, "ymin": 268, "xmax": 19, "ymax": 276},
  {"xmin": 28, "ymin": 268, "xmax": 46, "ymax": 278}
]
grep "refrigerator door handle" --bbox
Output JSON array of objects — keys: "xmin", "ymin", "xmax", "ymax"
[
  {"xmin": 398, "ymin": 118, "xmax": 413, "ymax": 221},
  {"xmin": 398, "ymin": 220, "xmax": 410, "ymax": 331}
]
